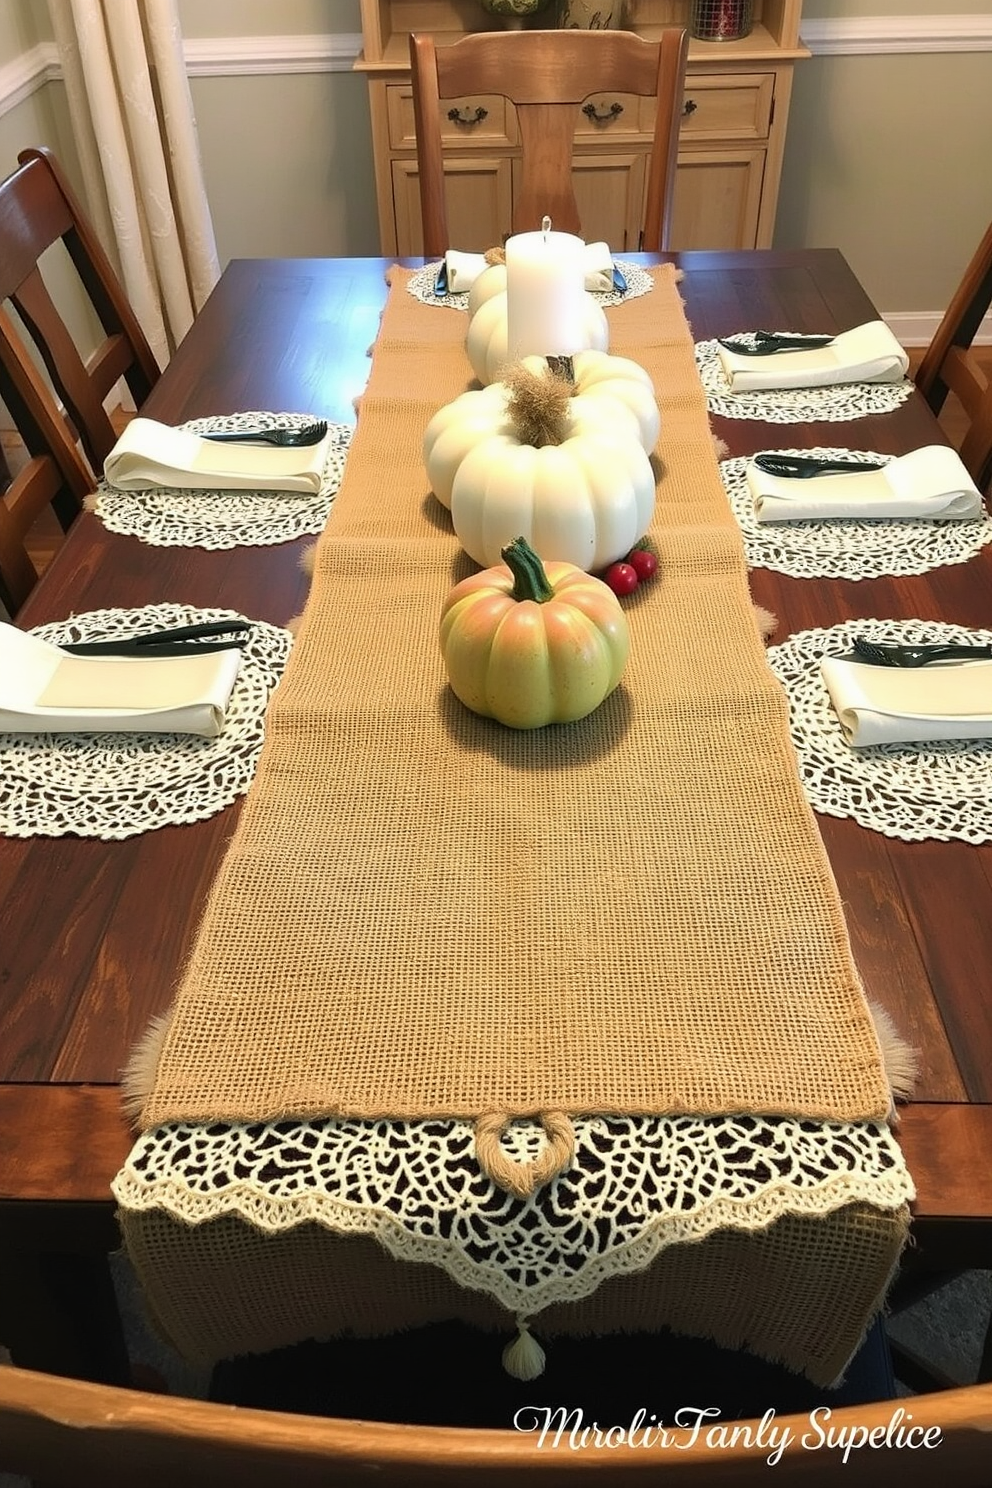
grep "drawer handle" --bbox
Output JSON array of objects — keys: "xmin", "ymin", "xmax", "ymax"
[
  {"xmin": 447, "ymin": 105, "xmax": 488, "ymax": 127},
  {"xmin": 581, "ymin": 101, "xmax": 624, "ymax": 124},
  {"xmin": 682, "ymin": 98, "xmax": 698, "ymax": 117}
]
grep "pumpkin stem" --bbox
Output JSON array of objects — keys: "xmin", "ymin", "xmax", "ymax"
[
  {"xmin": 502, "ymin": 536, "xmax": 555, "ymax": 604},
  {"xmin": 503, "ymin": 365, "xmax": 572, "ymax": 448}
]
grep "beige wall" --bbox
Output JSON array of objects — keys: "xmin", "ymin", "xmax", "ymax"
[
  {"xmin": 777, "ymin": 46, "xmax": 992, "ymax": 315},
  {"xmin": 188, "ymin": 67, "xmax": 379, "ymax": 260},
  {"xmin": 0, "ymin": 1, "xmax": 988, "ymax": 323},
  {"xmin": 178, "ymin": 0, "xmax": 361, "ymax": 35}
]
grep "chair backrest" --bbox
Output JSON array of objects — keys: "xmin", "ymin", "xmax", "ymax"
[
  {"xmin": 0, "ymin": 317, "xmax": 94, "ymax": 613},
  {"xmin": 2, "ymin": 1363, "xmax": 991, "ymax": 1487},
  {"xmin": 0, "ymin": 145, "xmax": 159, "ymax": 475},
  {"xmin": 409, "ymin": 28, "xmax": 689, "ymax": 258},
  {"xmin": 913, "ymin": 214, "xmax": 992, "ymax": 491}
]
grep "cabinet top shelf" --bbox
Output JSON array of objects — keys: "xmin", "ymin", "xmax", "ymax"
[{"xmin": 355, "ymin": 23, "xmax": 810, "ymax": 72}]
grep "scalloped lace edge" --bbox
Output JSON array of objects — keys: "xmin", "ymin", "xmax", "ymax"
[{"xmin": 112, "ymin": 1168, "xmax": 914, "ymax": 1318}]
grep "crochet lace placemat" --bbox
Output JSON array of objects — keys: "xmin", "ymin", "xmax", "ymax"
[
  {"xmin": 92, "ymin": 414, "xmax": 352, "ymax": 549},
  {"xmin": 138, "ymin": 266, "xmax": 891, "ymax": 1137},
  {"xmin": 721, "ymin": 449, "xmax": 992, "ymax": 579},
  {"xmin": 406, "ymin": 258, "xmax": 652, "ymax": 311},
  {"xmin": 694, "ymin": 339, "xmax": 914, "ymax": 423},
  {"xmin": 768, "ymin": 618, "xmax": 992, "ymax": 843},
  {"xmin": 0, "ymin": 605, "xmax": 291, "ymax": 840}
]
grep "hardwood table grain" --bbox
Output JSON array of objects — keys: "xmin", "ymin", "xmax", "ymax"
[{"xmin": 1, "ymin": 252, "xmax": 988, "ymax": 1384}]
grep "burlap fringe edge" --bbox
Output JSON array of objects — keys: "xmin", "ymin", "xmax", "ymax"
[
  {"xmin": 121, "ymin": 1009, "xmax": 175, "ymax": 1127},
  {"xmin": 868, "ymin": 1002, "xmax": 920, "ymax": 1107},
  {"xmin": 120, "ymin": 1008, "xmax": 913, "ymax": 1142}
]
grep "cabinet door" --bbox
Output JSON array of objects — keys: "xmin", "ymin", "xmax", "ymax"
[
  {"xmin": 518, "ymin": 154, "xmax": 647, "ymax": 254},
  {"xmin": 391, "ymin": 157, "xmax": 513, "ymax": 256},
  {"xmin": 671, "ymin": 148, "xmax": 767, "ymax": 251}
]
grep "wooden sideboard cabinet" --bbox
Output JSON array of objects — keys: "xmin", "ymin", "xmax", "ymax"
[{"xmin": 356, "ymin": 0, "xmax": 808, "ymax": 256}]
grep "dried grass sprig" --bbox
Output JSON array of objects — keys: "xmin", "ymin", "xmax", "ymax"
[{"xmin": 503, "ymin": 364, "xmax": 573, "ymax": 448}]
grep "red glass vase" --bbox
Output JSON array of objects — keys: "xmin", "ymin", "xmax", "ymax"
[{"xmin": 690, "ymin": 0, "xmax": 753, "ymax": 42}]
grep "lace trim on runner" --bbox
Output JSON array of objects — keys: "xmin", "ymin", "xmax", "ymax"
[
  {"xmin": 0, "ymin": 605, "xmax": 291, "ymax": 840},
  {"xmin": 113, "ymin": 1113, "xmax": 913, "ymax": 1317},
  {"xmin": 721, "ymin": 450, "xmax": 992, "ymax": 579},
  {"xmin": 93, "ymin": 414, "xmax": 352, "ymax": 550},
  {"xmin": 768, "ymin": 618, "xmax": 992, "ymax": 843},
  {"xmin": 694, "ymin": 338, "xmax": 914, "ymax": 423},
  {"xmin": 406, "ymin": 259, "xmax": 653, "ymax": 311}
]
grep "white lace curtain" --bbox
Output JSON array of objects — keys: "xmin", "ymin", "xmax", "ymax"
[{"xmin": 47, "ymin": 0, "xmax": 220, "ymax": 369}]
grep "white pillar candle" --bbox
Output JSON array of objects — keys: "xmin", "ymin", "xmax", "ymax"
[{"xmin": 505, "ymin": 220, "xmax": 586, "ymax": 361}]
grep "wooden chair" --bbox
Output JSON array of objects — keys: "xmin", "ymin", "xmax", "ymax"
[
  {"xmin": 913, "ymin": 214, "xmax": 992, "ymax": 492},
  {"xmin": 0, "ymin": 145, "xmax": 159, "ymax": 476},
  {"xmin": 409, "ymin": 28, "xmax": 689, "ymax": 258},
  {"xmin": 1, "ymin": 1363, "xmax": 991, "ymax": 1486}
]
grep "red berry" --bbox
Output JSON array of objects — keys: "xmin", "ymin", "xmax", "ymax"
[
  {"xmin": 627, "ymin": 548, "xmax": 658, "ymax": 582},
  {"xmin": 603, "ymin": 561, "xmax": 639, "ymax": 596}
]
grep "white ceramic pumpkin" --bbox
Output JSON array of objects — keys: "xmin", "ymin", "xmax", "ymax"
[
  {"xmin": 423, "ymin": 365, "xmax": 655, "ymax": 571},
  {"xmin": 467, "ymin": 262, "xmax": 509, "ymax": 318},
  {"xmin": 423, "ymin": 352, "xmax": 659, "ymax": 513},
  {"xmin": 466, "ymin": 284, "xmax": 609, "ymax": 386}
]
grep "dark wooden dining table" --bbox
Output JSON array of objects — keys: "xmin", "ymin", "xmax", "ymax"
[{"xmin": 2, "ymin": 251, "xmax": 990, "ymax": 1386}]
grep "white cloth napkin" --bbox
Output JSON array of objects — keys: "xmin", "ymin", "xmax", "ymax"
[
  {"xmin": 444, "ymin": 250, "xmax": 489, "ymax": 293},
  {"xmin": 444, "ymin": 242, "xmax": 616, "ymax": 294},
  {"xmin": 104, "ymin": 418, "xmax": 331, "ymax": 494},
  {"xmin": 748, "ymin": 446, "xmax": 985, "ymax": 523},
  {"xmin": 581, "ymin": 241, "xmax": 615, "ymax": 293},
  {"xmin": 820, "ymin": 654, "xmax": 992, "ymax": 747},
  {"xmin": 0, "ymin": 624, "xmax": 242, "ymax": 737},
  {"xmin": 717, "ymin": 321, "xmax": 910, "ymax": 393}
]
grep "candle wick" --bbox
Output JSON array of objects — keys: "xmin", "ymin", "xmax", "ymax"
[{"xmin": 541, "ymin": 215, "xmax": 551, "ymax": 241}]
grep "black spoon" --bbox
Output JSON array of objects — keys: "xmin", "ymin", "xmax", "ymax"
[
  {"xmin": 753, "ymin": 453, "xmax": 888, "ymax": 479},
  {"xmin": 851, "ymin": 637, "xmax": 992, "ymax": 668},
  {"xmin": 718, "ymin": 331, "xmax": 836, "ymax": 357}
]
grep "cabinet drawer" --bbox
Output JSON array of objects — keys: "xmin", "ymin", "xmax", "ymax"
[
  {"xmin": 387, "ymin": 84, "xmax": 512, "ymax": 150},
  {"xmin": 643, "ymin": 74, "xmax": 774, "ymax": 142},
  {"xmin": 573, "ymin": 93, "xmax": 650, "ymax": 141}
]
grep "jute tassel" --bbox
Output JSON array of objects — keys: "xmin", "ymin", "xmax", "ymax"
[
  {"xmin": 475, "ymin": 1110, "xmax": 575, "ymax": 1199},
  {"xmin": 502, "ymin": 1317, "xmax": 546, "ymax": 1381}
]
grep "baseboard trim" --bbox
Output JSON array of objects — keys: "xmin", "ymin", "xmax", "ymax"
[
  {"xmin": 182, "ymin": 33, "xmax": 363, "ymax": 77},
  {"xmin": 802, "ymin": 15, "xmax": 992, "ymax": 56},
  {"xmin": 887, "ymin": 313, "xmax": 992, "ymax": 347},
  {"xmin": 0, "ymin": 34, "xmax": 363, "ymax": 116}
]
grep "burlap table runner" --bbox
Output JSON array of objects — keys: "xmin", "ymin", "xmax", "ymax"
[{"xmin": 140, "ymin": 267, "xmax": 892, "ymax": 1145}]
